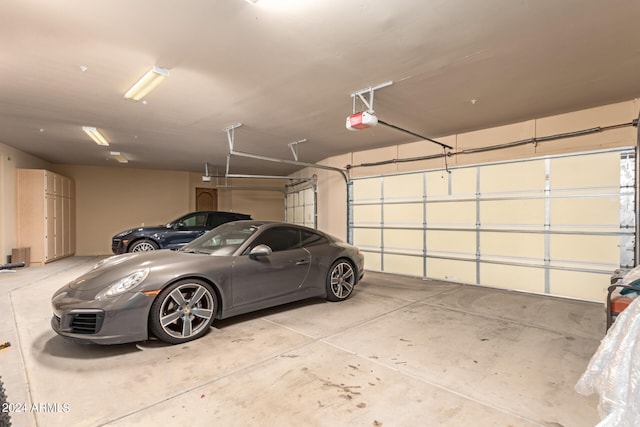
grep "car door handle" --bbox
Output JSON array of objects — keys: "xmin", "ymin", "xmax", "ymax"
[{"xmin": 296, "ymin": 260, "xmax": 310, "ymax": 265}]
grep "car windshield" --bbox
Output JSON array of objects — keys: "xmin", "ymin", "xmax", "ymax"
[{"xmin": 180, "ymin": 222, "xmax": 259, "ymax": 256}]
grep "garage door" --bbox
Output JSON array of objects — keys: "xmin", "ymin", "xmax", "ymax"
[
  {"xmin": 286, "ymin": 186, "xmax": 316, "ymax": 228},
  {"xmin": 350, "ymin": 148, "xmax": 636, "ymax": 301}
]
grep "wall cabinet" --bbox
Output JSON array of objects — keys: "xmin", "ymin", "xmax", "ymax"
[{"xmin": 16, "ymin": 169, "xmax": 76, "ymax": 266}]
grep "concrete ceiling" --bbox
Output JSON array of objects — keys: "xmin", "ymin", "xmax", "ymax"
[{"xmin": 1, "ymin": 0, "xmax": 639, "ymax": 176}]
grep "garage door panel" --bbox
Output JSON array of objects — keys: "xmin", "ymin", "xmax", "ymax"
[
  {"xmin": 384, "ymin": 203, "xmax": 423, "ymax": 225},
  {"xmin": 427, "ymin": 168, "xmax": 477, "ymax": 197},
  {"xmin": 426, "ymin": 201, "xmax": 476, "ymax": 226},
  {"xmin": 550, "ymin": 197, "xmax": 619, "ymax": 230},
  {"xmin": 353, "ymin": 228, "xmax": 380, "ymax": 250},
  {"xmin": 353, "ymin": 205, "xmax": 381, "ymax": 225},
  {"xmin": 550, "ymin": 235, "xmax": 619, "ymax": 267},
  {"xmin": 550, "ymin": 270, "xmax": 607, "ymax": 300},
  {"xmin": 426, "ymin": 258, "xmax": 476, "ymax": 283},
  {"xmin": 551, "ymin": 152, "xmax": 620, "ymax": 189},
  {"xmin": 480, "ymin": 161, "xmax": 545, "ymax": 193},
  {"xmin": 362, "ymin": 251, "xmax": 381, "ymax": 271},
  {"xmin": 384, "ymin": 254, "xmax": 423, "ymax": 277},
  {"xmin": 480, "ymin": 199, "xmax": 545, "ymax": 227},
  {"xmin": 479, "ymin": 264, "xmax": 545, "ymax": 293},
  {"xmin": 383, "ymin": 174, "xmax": 423, "ymax": 200},
  {"xmin": 352, "ymin": 178, "xmax": 381, "ymax": 202},
  {"xmin": 481, "ymin": 232, "xmax": 544, "ymax": 260},
  {"xmin": 384, "ymin": 229, "xmax": 423, "ymax": 251},
  {"xmin": 427, "ymin": 230, "xmax": 475, "ymax": 254}
]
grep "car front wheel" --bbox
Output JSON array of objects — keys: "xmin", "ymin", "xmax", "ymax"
[
  {"xmin": 129, "ymin": 240, "xmax": 159, "ymax": 252},
  {"xmin": 149, "ymin": 280, "xmax": 217, "ymax": 344},
  {"xmin": 326, "ymin": 259, "xmax": 355, "ymax": 302}
]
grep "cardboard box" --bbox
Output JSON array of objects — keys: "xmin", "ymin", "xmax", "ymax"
[{"xmin": 11, "ymin": 247, "xmax": 30, "ymax": 267}]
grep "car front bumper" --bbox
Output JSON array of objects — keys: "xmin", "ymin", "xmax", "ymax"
[
  {"xmin": 51, "ymin": 286, "xmax": 153, "ymax": 345},
  {"xmin": 111, "ymin": 238, "xmax": 128, "ymax": 254}
]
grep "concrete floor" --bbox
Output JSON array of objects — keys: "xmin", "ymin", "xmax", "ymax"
[{"xmin": 0, "ymin": 256, "xmax": 605, "ymax": 427}]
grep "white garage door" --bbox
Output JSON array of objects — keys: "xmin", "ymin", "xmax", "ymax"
[
  {"xmin": 286, "ymin": 186, "xmax": 316, "ymax": 228},
  {"xmin": 350, "ymin": 148, "xmax": 636, "ymax": 301}
]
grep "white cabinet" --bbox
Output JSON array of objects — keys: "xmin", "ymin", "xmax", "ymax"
[{"xmin": 16, "ymin": 169, "xmax": 76, "ymax": 266}]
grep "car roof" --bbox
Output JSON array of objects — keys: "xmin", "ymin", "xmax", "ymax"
[
  {"xmin": 188, "ymin": 211, "xmax": 251, "ymax": 215},
  {"xmin": 231, "ymin": 220, "xmax": 330, "ymax": 235}
]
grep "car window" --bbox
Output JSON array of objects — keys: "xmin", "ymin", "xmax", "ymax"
[
  {"xmin": 182, "ymin": 213, "xmax": 207, "ymax": 227},
  {"xmin": 250, "ymin": 227, "xmax": 301, "ymax": 252},
  {"xmin": 209, "ymin": 214, "xmax": 230, "ymax": 228},
  {"xmin": 301, "ymin": 230, "xmax": 327, "ymax": 247},
  {"xmin": 182, "ymin": 223, "xmax": 259, "ymax": 255}
]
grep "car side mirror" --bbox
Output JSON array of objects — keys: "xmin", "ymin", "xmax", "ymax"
[
  {"xmin": 249, "ymin": 244, "xmax": 272, "ymax": 259},
  {"xmin": 173, "ymin": 222, "xmax": 186, "ymax": 230}
]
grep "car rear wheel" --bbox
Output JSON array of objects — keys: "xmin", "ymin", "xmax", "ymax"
[
  {"xmin": 326, "ymin": 259, "xmax": 355, "ymax": 302},
  {"xmin": 129, "ymin": 240, "xmax": 159, "ymax": 252},
  {"xmin": 149, "ymin": 280, "xmax": 217, "ymax": 344}
]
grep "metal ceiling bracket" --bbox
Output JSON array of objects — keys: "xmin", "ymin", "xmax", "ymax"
[
  {"xmin": 288, "ymin": 139, "xmax": 307, "ymax": 161},
  {"xmin": 223, "ymin": 123, "xmax": 243, "ymax": 151},
  {"xmin": 350, "ymin": 81, "xmax": 393, "ymax": 113}
]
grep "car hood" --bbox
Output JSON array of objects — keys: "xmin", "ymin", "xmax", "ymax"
[
  {"xmin": 67, "ymin": 250, "xmax": 223, "ymax": 291},
  {"xmin": 114, "ymin": 225, "xmax": 168, "ymax": 237}
]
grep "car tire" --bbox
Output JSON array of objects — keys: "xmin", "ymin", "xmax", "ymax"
[
  {"xmin": 129, "ymin": 240, "xmax": 159, "ymax": 252},
  {"xmin": 326, "ymin": 259, "xmax": 356, "ymax": 302},
  {"xmin": 149, "ymin": 279, "xmax": 217, "ymax": 344}
]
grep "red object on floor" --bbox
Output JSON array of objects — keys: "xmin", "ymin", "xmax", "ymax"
[{"xmin": 611, "ymin": 297, "xmax": 633, "ymax": 314}]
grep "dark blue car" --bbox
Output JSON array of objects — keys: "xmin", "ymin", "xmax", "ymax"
[{"xmin": 111, "ymin": 211, "xmax": 252, "ymax": 254}]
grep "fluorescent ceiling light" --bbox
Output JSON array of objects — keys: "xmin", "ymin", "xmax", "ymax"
[
  {"xmin": 110, "ymin": 151, "xmax": 129, "ymax": 163},
  {"xmin": 82, "ymin": 126, "xmax": 109, "ymax": 146},
  {"xmin": 124, "ymin": 66, "xmax": 169, "ymax": 101}
]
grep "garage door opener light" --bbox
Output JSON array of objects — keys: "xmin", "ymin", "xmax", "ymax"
[
  {"xmin": 346, "ymin": 81, "xmax": 392, "ymax": 131},
  {"xmin": 124, "ymin": 66, "xmax": 169, "ymax": 101},
  {"xmin": 82, "ymin": 126, "xmax": 110, "ymax": 146}
]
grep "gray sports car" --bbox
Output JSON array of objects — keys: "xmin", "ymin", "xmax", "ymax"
[{"xmin": 51, "ymin": 221, "xmax": 365, "ymax": 345}]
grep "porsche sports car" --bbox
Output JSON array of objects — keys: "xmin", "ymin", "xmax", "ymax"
[{"xmin": 51, "ymin": 221, "xmax": 365, "ymax": 345}]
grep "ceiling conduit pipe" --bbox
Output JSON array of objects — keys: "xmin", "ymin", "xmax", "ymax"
[{"xmin": 347, "ymin": 121, "xmax": 637, "ymax": 169}]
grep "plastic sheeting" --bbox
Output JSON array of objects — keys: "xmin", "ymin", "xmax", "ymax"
[{"xmin": 576, "ymin": 296, "xmax": 640, "ymax": 426}]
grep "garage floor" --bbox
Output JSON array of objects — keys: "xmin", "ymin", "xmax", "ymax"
[{"xmin": 1, "ymin": 257, "xmax": 604, "ymax": 427}]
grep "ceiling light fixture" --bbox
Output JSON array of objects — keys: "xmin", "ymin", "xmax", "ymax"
[
  {"xmin": 82, "ymin": 126, "xmax": 109, "ymax": 146},
  {"xmin": 110, "ymin": 151, "xmax": 129, "ymax": 163},
  {"xmin": 245, "ymin": 0, "xmax": 259, "ymax": 3},
  {"xmin": 124, "ymin": 66, "xmax": 169, "ymax": 101}
]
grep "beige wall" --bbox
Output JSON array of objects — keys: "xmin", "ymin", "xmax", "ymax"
[
  {"xmin": 295, "ymin": 99, "xmax": 640, "ymax": 242},
  {"xmin": 49, "ymin": 167, "xmax": 285, "ymax": 256},
  {"xmin": 53, "ymin": 165, "xmax": 191, "ymax": 255},
  {"xmin": 187, "ymin": 173, "xmax": 285, "ymax": 221}
]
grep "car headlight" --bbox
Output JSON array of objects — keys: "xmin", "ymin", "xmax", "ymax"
[{"xmin": 95, "ymin": 269, "xmax": 150, "ymax": 300}]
